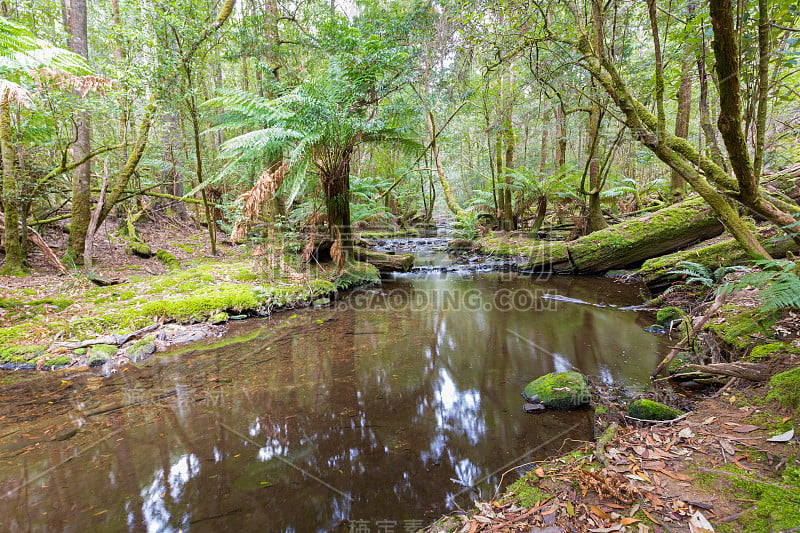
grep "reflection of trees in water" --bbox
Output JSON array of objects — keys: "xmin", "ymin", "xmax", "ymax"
[{"xmin": 0, "ymin": 275, "xmax": 664, "ymax": 530}]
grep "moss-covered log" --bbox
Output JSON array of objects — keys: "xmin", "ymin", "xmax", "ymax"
[
  {"xmin": 639, "ymin": 225, "xmax": 799, "ymax": 291},
  {"xmin": 567, "ymin": 196, "xmax": 725, "ymax": 272},
  {"xmin": 352, "ymin": 247, "xmax": 414, "ymax": 272}
]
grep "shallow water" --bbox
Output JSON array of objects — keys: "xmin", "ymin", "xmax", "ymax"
[{"xmin": 0, "ymin": 262, "xmax": 668, "ymax": 532}]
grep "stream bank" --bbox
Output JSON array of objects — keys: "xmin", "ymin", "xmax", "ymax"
[
  {"xmin": 420, "ymin": 234, "xmax": 800, "ymax": 532},
  {"xmin": 0, "ymin": 237, "xmax": 379, "ymax": 374}
]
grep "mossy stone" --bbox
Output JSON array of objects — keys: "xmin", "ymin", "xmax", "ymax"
[
  {"xmin": 126, "ymin": 335, "xmax": 156, "ymax": 362},
  {"xmin": 313, "ymin": 297, "xmax": 331, "ymax": 307},
  {"xmin": 209, "ymin": 312, "xmax": 229, "ymax": 325},
  {"xmin": 628, "ymin": 399, "xmax": 684, "ymax": 421},
  {"xmin": 125, "ymin": 242, "xmax": 152, "ymax": 258},
  {"xmin": 446, "ymin": 239, "xmax": 474, "ymax": 252},
  {"xmin": 88, "ymin": 343, "xmax": 118, "ymax": 366},
  {"xmin": 522, "ymin": 371, "xmax": 590, "ymax": 409},
  {"xmin": 656, "ymin": 306, "xmax": 684, "ymax": 327}
]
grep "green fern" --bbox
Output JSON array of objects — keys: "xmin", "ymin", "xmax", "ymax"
[
  {"xmin": 720, "ymin": 258, "xmax": 800, "ymax": 311},
  {"xmin": 669, "ymin": 261, "xmax": 715, "ymax": 287}
]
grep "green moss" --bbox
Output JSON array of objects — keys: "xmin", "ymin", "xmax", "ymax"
[
  {"xmin": 767, "ymin": 367, "xmax": 800, "ymax": 410},
  {"xmin": 141, "ymin": 284, "xmax": 259, "ymax": 322},
  {"xmin": 705, "ymin": 306, "xmax": 781, "ymax": 350},
  {"xmin": 235, "ymin": 270, "xmax": 259, "ymax": 282},
  {"xmin": 522, "ymin": 371, "xmax": 590, "ymax": 409},
  {"xmin": 42, "ymin": 355, "xmax": 72, "ymax": 367},
  {"xmin": 628, "ymin": 399, "xmax": 684, "ymax": 421},
  {"xmin": 746, "ymin": 342, "xmax": 794, "ymax": 362},
  {"xmin": 125, "ymin": 241, "xmax": 152, "ymax": 258},
  {"xmin": 0, "ymin": 297, "xmax": 23, "ymax": 308},
  {"xmin": 656, "ymin": 306, "xmax": 684, "ymax": 326},
  {"xmin": 156, "ymin": 249, "xmax": 181, "ymax": 270},
  {"xmin": 505, "ymin": 475, "xmax": 551, "ymax": 507},
  {"xmin": 175, "ymin": 243, "xmax": 195, "ymax": 254},
  {"xmin": 209, "ymin": 312, "xmax": 229, "ymax": 324},
  {"xmin": 594, "ymin": 405, "xmax": 608, "ymax": 414}
]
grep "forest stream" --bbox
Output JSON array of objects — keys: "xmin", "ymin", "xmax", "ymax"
[{"xmin": 0, "ymin": 238, "xmax": 670, "ymax": 532}]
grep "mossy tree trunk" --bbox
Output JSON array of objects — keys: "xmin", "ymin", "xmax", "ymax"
[
  {"xmin": 576, "ymin": 35, "xmax": 773, "ymax": 258},
  {"xmin": 425, "ymin": 110, "xmax": 465, "ymax": 218},
  {"xmin": 671, "ymin": 54, "xmax": 692, "ymax": 202},
  {"xmin": 586, "ymin": 0, "xmax": 608, "ymax": 233},
  {"xmin": 1, "ymin": 101, "xmax": 24, "ymax": 275},
  {"xmin": 524, "ymin": 197, "xmax": 727, "ymax": 273}
]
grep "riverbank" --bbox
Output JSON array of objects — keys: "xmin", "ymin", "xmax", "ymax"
[
  {"xmin": 0, "ymin": 235, "xmax": 379, "ymax": 374},
  {"xmin": 422, "ymin": 236, "xmax": 800, "ymax": 532}
]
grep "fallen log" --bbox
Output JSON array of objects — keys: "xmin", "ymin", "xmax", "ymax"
[
  {"xmin": 522, "ymin": 196, "xmax": 724, "ymax": 272},
  {"xmin": 639, "ymin": 225, "xmax": 799, "ymax": 291},
  {"xmin": 688, "ymin": 356, "xmax": 800, "ymax": 382},
  {"xmin": 352, "ymin": 247, "xmax": 414, "ymax": 272}
]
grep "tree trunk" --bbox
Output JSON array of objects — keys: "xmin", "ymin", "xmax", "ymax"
[
  {"xmin": 554, "ymin": 103, "xmax": 567, "ymax": 168},
  {"xmin": 503, "ymin": 82, "xmax": 516, "ymax": 230},
  {"xmin": 539, "ymin": 107, "xmax": 550, "ymax": 172},
  {"xmin": 709, "ymin": 0, "xmax": 758, "ymax": 205},
  {"xmin": 322, "ymin": 150, "xmax": 353, "ymax": 250},
  {"xmin": 586, "ymin": 0, "xmax": 608, "ymax": 233},
  {"xmin": 671, "ymin": 55, "xmax": 692, "ymax": 202},
  {"xmin": 1, "ymin": 101, "xmax": 23, "ymax": 275},
  {"xmin": 425, "ymin": 111, "xmax": 465, "ymax": 217},
  {"xmin": 67, "ymin": 0, "xmax": 91, "ymax": 264}
]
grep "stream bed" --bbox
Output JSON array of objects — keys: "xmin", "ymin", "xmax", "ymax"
[{"xmin": 0, "ymin": 239, "xmax": 670, "ymax": 532}]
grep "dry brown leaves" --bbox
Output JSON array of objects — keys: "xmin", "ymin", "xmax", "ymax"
[
  {"xmin": 231, "ymin": 161, "xmax": 290, "ymax": 243},
  {"xmin": 442, "ymin": 418, "xmax": 740, "ymax": 533}
]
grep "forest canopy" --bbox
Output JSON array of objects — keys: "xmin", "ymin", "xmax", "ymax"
[{"xmin": 2, "ymin": 0, "xmax": 800, "ymax": 273}]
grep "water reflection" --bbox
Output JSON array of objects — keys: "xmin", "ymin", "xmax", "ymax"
[{"xmin": 0, "ymin": 272, "xmax": 667, "ymax": 532}]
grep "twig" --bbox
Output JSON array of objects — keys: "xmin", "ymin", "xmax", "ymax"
[{"xmin": 623, "ymin": 412, "xmax": 691, "ymax": 425}]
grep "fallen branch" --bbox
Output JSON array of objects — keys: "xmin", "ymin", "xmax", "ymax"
[
  {"xmin": 623, "ymin": 412, "xmax": 691, "ymax": 425},
  {"xmin": 595, "ymin": 422, "xmax": 618, "ymax": 467},
  {"xmin": 651, "ymin": 291, "xmax": 727, "ymax": 378},
  {"xmin": 54, "ymin": 322, "xmax": 159, "ymax": 349},
  {"xmin": 688, "ymin": 361, "xmax": 776, "ymax": 382}
]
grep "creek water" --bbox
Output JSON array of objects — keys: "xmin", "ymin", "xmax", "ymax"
[{"xmin": 0, "ymin": 239, "xmax": 670, "ymax": 532}]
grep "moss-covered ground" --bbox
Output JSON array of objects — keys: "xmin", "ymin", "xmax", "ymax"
[{"xmin": 0, "ymin": 245, "xmax": 379, "ymax": 368}]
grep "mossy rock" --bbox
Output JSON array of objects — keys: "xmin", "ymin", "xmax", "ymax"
[
  {"xmin": 209, "ymin": 312, "xmax": 229, "ymax": 325},
  {"xmin": 42, "ymin": 355, "xmax": 72, "ymax": 368},
  {"xmin": 767, "ymin": 367, "xmax": 800, "ymax": 410},
  {"xmin": 126, "ymin": 335, "xmax": 156, "ymax": 362},
  {"xmin": 446, "ymin": 239, "xmax": 474, "ymax": 252},
  {"xmin": 313, "ymin": 297, "xmax": 331, "ymax": 307},
  {"xmin": 155, "ymin": 249, "xmax": 181, "ymax": 270},
  {"xmin": 628, "ymin": 399, "xmax": 685, "ymax": 421},
  {"xmin": 656, "ymin": 306, "xmax": 684, "ymax": 328},
  {"xmin": 88, "ymin": 343, "xmax": 118, "ymax": 366},
  {"xmin": 522, "ymin": 371, "xmax": 590, "ymax": 409},
  {"xmin": 125, "ymin": 242, "xmax": 153, "ymax": 258}
]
